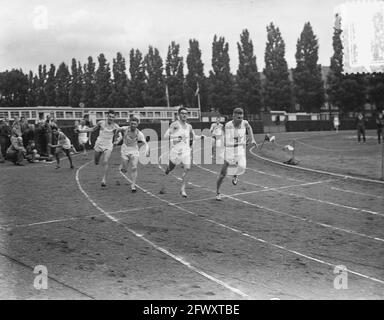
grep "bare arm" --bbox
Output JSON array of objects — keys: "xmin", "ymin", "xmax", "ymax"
[{"xmin": 245, "ymin": 121, "xmax": 257, "ymax": 146}]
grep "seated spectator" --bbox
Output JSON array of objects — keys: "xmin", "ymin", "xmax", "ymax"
[
  {"xmin": 25, "ymin": 140, "xmax": 40, "ymax": 163},
  {"xmin": 6, "ymin": 135, "xmax": 26, "ymax": 166}
]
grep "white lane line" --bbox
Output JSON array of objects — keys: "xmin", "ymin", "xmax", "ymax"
[
  {"xmin": 196, "ymin": 158, "xmax": 382, "ymax": 218},
  {"xmin": 331, "ymin": 187, "xmax": 384, "ymax": 200},
  {"xmin": 75, "ymin": 161, "xmax": 249, "ymax": 299},
  {"xmin": 275, "ymin": 190, "xmax": 384, "ymax": 217},
  {"xmin": 0, "ymin": 214, "xmax": 102, "ymax": 230},
  {"xmin": 249, "ymin": 147, "xmax": 384, "ymax": 185},
  {"xmin": 140, "ymin": 167, "xmax": 384, "ymax": 285},
  {"xmin": 190, "ymin": 164, "xmax": 384, "ymax": 242},
  {"xmin": 246, "ymin": 167, "xmax": 304, "ymax": 182}
]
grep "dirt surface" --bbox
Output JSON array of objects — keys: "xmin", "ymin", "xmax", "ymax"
[{"xmin": 0, "ymin": 132, "xmax": 383, "ymax": 300}]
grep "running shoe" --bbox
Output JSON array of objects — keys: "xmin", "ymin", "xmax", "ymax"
[
  {"xmin": 216, "ymin": 193, "xmax": 223, "ymax": 201},
  {"xmin": 232, "ymin": 175, "xmax": 239, "ymax": 185}
]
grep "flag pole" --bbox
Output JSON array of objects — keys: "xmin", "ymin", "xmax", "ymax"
[
  {"xmin": 196, "ymin": 82, "xmax": 201, "ymax": 121},
  {"xmin": 165, "ymin": 83, "xmax": 170, "ymax": 108}
]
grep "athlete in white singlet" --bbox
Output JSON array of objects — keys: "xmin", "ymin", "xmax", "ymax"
[
  {"xmin": 79, "ymin": 110, "xmax": 120, "ymax": 187},
  {"xmin": 160, "ymin": 107, "xmax": 203, "ymax": 198},
  {"xmin": 210, "ymin": 117, "xmax": 224, "ymax": 159},
  {"xmin": 216, "ymin": 108, "xmax": 257, "ymax": 201},
  {"xmin": 77, "ymin": 120, "xmax": 89, "ymax": 155},
  {"xmin": 115, "ymin": 116, "xmax": 149, "ymax": 192},
  {"xmin": 48, "ymin": 127, "xmax": 74, "ymax": 169}
]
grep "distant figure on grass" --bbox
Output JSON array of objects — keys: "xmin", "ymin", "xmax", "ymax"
[
  {"xmin": 78, "ymin": 110, "xmax": 120, "ymax": 187},
  {"xmin": 210, "ymin": 116, "xmax": 224, "ymax": 159},
  {"xmin": 216, "ymin": 108, "xmax": 257, "ymax": 201},
  {"xmin": 115, "ymin": 116, "xmax": 150, "ymax": 192},
  {"xmin": 160, "ymin": 107, "xmax": 203, "ymax": 198},
  {"xmin": 49, "ymin": 127, "xmax": 74, "ymax": 169},
  {"xmin": 333, "ymin": 115, "xmax": 340, "ymax": 133},
  {"xmin": 376, "ymin": 112, "xmax": 383, "ymax": 144},
  {"xmin": 356, "ymin": 112, "xmax": 366, "ymax": 144}
]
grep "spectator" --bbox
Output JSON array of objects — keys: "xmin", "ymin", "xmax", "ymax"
[
  {"xmin": 333, "ymin": 115, "xmax": 340, "ymax": 132},
  {"xmin": 12, "ymin": 116, "xmax": 22, "ymax": 138},
  {"xmin": 22, "ymin": 124, "xmax": 35, "ymax": 148},
  {"xmin": 275, "ymin": 115, "xmax": 281, "ymax": 126},
  {"xmin": 356, "ymin": 112, "xmax": 367, "ymax": 143},
  {"xmin": 6, "ymin": 133, "xmax": 26, "ymax": 166},
  {"xmin": 0, "ymin": 118, "xmax": 11, "ymax": 163},
  {"xmin": 34, "ymin": 117, "xmax": 46, "ymax": 156},
  {"xmin": 20, "ymin": 116, "xmax": 29, "ymax": 133},
  {"xmin": 376, "ymin": 112, "xmax": 384, "ymax": 144},
  {"xmin": 43, "ymin": 115, "xmax": 58, "ymax": 160},
  {"xmin": 25, "ymin": 140, "xmax": 40, "ymax": 163}
]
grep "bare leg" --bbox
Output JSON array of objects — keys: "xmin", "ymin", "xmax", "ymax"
[
  {"xmin": 216, "ymin": 161, "xmax": 229, "ymax": 197},
  {"xmin": 101, "ymin": 149, "xmax": 112, "ymax": 186},
  {"xmin": 180, "ymin": 166, "xmax": 190, "ymax": 197},
  {"xmin": 94, "ymin": 151, "xmax": 103, "ymax": 165},
  {"xmin": 130, "ymin": 156, "xmax": 139, "ymax": 191},
  {"xmin": 55, "ymin": 150, "xmax": 61, "ymax": 168},
  {"xmin": 160, "ymin": 161, "xmax": 176, "ymax": 194},
  {"xmin": 64, "ymin": 149, "xmax": 74, "ymax": 168}
]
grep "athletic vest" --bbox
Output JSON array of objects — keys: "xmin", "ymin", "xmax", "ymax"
[{"xmin": 225, "ymin": 120, "xmax": 248, "ymax": 147}]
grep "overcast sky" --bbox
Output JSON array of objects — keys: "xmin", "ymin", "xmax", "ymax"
[{"xmin": 0, "ymin": 0, "xmax": 347, "ymax": 75}]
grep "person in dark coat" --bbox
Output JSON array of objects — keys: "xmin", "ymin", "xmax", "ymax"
[
  {"xmin": 356, "ymin": 112, "xmax": 367, "ymax": 143},
  {"xmin": 376, "ymin": 112, "xmax": 384, "ymax": 144}
]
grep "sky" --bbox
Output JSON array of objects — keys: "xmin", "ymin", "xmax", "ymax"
[{"xmin": 0, "ymin": 0, "xmax": 348, "ymax": 75}]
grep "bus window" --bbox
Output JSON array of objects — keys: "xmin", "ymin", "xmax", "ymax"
[
  {"xmin": 10, "ymin": 111, "xmax": 20, "ymax": 119},
  {"xmin": 56, "ymin": 111, "xmax": 64, "ymax": 119}
]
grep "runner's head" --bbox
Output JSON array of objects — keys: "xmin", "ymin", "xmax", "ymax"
[
  {"xmin": 52, "ymin": 126, "xmax": 59, "ymax": 136},
  {"xmin": 233, "ymin": 108, "xmax": 244, "ymax": 122},
  {"xmin": 178, "ymin": 107, "xmax": 188, "ymax": 122},
  {"xmin": 216, "ymin": 115, "xmax": 221, "ymax": 124},
  {"xmin": 107, "ymin": 110, "xmax": 115, "ymax": 123},
  {"xmin": 130, "ymin": 116, "xmax": 139, "ymax": 130}
]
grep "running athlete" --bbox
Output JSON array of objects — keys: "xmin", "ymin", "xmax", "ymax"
[
  {"xmin": 76, "ymin": 120, "xmax": 89, "ymax": 155},
  {"xmin": 216, "ymin": 108, "xmax": 257, "ymax": 201},
  {"xmin": 210, "ymin": 116, "xmax": 224, "ymax": 159},
  {"xmin": 160, "ymin": 107, "xmax": 202, "ymax": 198},
  {"xmin": 79, "ymin": 110, "xmax": 120, "ymax": 187},
  {"xmin": 49, "ymin": 127, "xmax": 74, "ymax": 169},
  {"xmin": 115, "ymin": 116, "xmax": 150, "ymax": 192}
]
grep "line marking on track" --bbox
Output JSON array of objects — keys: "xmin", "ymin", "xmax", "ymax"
[
  {"xmin": 136, "ymin": 165, "xmax": 384, "ymax": 285},
  {"xmin": 330, "ymin": 187, "xmax": 384, "ymax": 199},
  {"xmin": 75, "ymin": 161, "xmax": 249, "ymax": 299},
  {"xmin": 275, "ymin": 190, "xmax": 384, "ymax": 217},
  {"xmin": 191, "ymin": 164, "xmax": 384, "ymax": 242},
  {"xmin": 249, "ymin": 147, "xmax": 384, "ymax": 185}
]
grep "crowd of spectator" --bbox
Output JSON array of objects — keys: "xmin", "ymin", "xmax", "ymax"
[{"xmin": 0, "ymin": 114, "xmax": 92, "ymax": 166}]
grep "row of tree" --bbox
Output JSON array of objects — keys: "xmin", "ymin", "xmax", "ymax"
[{"xmin": 1, "ymin": 22, "xmax": 384, "ymax": 115}]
